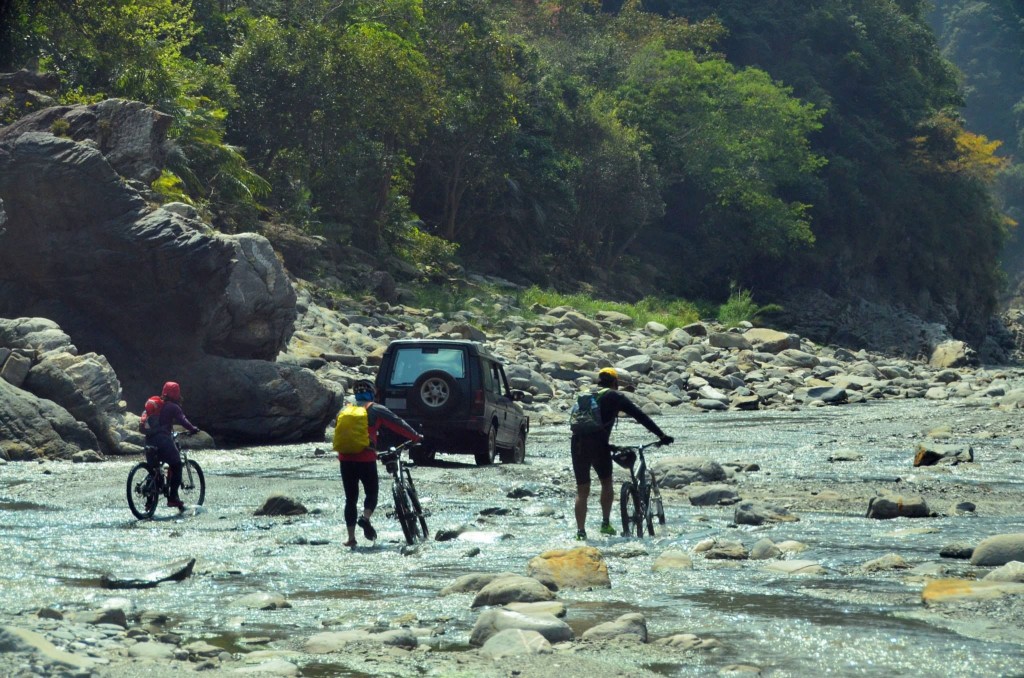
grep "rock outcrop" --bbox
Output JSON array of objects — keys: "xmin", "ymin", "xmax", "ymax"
[{"xmin": 0, "ymin": 101, "xmax": 337, "ymax": 444}]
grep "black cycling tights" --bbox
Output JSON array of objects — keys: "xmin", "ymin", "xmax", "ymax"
[{"xmin": 340, "ymin": 461, "xmax": 379, "ymax": 526}]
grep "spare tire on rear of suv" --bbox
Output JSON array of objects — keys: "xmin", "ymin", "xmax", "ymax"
[{"xmin": 409, "ymin": 370, "xmax": 460, "ymax": 418}]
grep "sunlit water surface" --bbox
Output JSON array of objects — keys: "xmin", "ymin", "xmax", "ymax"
[{"xmin": 2, "ymin": 398, "xmax": 1023, "ymax": 676}]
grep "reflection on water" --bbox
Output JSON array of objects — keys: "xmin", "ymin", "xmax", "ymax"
[
  {"xmin": 302, "ymin": 663, "xmax": 380, "ymax": 678},
  {"xmin": 0, "ymin": 500, "xmax": 52, "ymax": 511}
]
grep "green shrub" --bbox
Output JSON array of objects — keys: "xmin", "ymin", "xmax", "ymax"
[
  {"xmin": 517, "ymin": 287, "xmax": 700, "ymax": 329},
  {"xmin": 717, "ymin": 286, "xmax": 781, "ymax": 327},
  {"xmin": 152, "ymin": 170, "xmax": 192, "ymax": 204},
  {"xmin": 396, "ymin": 225, "xmax": 460, "ymax": 272},
  {"xmin": 49, "ymin": 118, "xmax": 71, "ymax": 137}
]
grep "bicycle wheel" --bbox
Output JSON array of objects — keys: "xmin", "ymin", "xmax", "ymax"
[
  {"xmin": 620, "ymin": 482, "xmax": 643, "ymax": 537},
  {"xmin": 179, "ymin": 460, "xmax": 206, "ymax": 506},
  {"xmin": 127, "ymin": 463, "xmax": 158, "ymax": 519},
  {"xmin": 402, "ymin": 468, "xmax": 429, "ymax": 539},
  {"xmin": 651, "ymin": 481, "xmax": 666, "ymax": 525},
  {"xmin": 392, "ymin": 484, "xmax": 416, "ymax": 545},
  {"xmin": 642, "ymin": 484, "xmax": 656, "ymax": 536}
]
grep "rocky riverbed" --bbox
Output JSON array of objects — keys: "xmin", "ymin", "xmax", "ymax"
[{"xmin": 3, "ymin": 391, "xmax": 1024, "ymax": 677}]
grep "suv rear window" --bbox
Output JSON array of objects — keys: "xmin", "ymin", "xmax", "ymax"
[{"xmin": 388, "ymin": 347, "xmax": 467, "ymax": 386}]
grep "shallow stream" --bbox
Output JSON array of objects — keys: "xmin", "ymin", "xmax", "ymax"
[{"xmin": 2, "ymin": 398, "xmax": 1023, "ymax": 676}]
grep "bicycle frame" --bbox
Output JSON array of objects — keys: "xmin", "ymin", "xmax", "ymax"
[
  {"xmin": 128, "ymin": 431, "xmax": 205, "ymax": 519},
  {"xmin": 155, "ymin": 434, "xmax": 196, "ymax": 488},
  {"xmin": 613, "ymin": 440, "xmax": 663, "ymax": 537},
  {"xmin": 380, "ymin": 440, "xmax": 429, "ymax": 544}
]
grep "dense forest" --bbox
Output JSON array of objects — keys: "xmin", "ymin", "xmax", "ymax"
[
  {"xmin": 926, "ymin": 0, "xmax": 1024, "ymax": 300},
  {"xmin": 0, "ymin": 0, "xmax": 1016, "ymax": 337}
]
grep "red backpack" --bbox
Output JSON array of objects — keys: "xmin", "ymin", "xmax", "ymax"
[{"xmin": 139, "ymin": 396, "xmax": 164, "ymax": 434}]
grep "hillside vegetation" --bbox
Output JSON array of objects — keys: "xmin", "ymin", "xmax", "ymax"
[
  {"xmin": 0, "ymin": 0, "xmax": 1013, "ymax": 337},
  {"xmin": 926, "ymin": 0, "xmax": 1024, "ymax": 302}
]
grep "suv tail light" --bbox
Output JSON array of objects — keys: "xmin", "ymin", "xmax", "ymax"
[{"xmin": 471, "ymin": 389, "xmax": 485, "ymax": 416}]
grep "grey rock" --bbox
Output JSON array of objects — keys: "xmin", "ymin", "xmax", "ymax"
[
  {"xmin": 471, "ymin": 575, "xmax": 555, "ymax": 608},
  {"xmin": 913, "ymin": 443, "xmax": 973, "ymax": 467},
  {"xmin": 939, "ymin": 543, "xmax": 974, "ymax": 559},
  {"xmin": 970, "ymin": 533, "xmax": 1024, "ymax": 567},
  {"xmin": 479, "ymin": 628, "xmax": 553, "ymax": 658},
  {"xmin": 688, "ymin": 484, "xmax": 741, "ymax": 506},
  {"xmin": 580, "ymin": 612, "xmax": 647, "ymax": 642},
  {"xmin": 255, "ymin": 494, "xmax": 308, "ymax": 516},
  {"xmin": 734, "ymin": 501, "xmax": 799, "ymax": 525},
  {"xmin": 653, "ymin": 457, "xmax": 727, "ymax": 488},
  {"xmin": 749, "ymin": 539, "xmax": 782, "ymax": 561},
  {"xmin": 0, "ymin": 118, "xmax": 336, "ymax": 444},
  {"xmin": 866, "ymin": 493, "xmax": 930, "ymax": 520},
  {"xmin": 470, "ymin": 608, "xmax": 572, "ymax": 647},
  {"xmin": 982, "ymin": 561, "xmax": 1024, "ymax": 583},
  {"xmin": 441, "ymin": 572, "xmax": 520, "ymax": 595}
]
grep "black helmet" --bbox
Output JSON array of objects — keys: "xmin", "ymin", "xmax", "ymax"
[{"xmin": 352, "ymin": 379, "xmax": 376, "ymax": 395}]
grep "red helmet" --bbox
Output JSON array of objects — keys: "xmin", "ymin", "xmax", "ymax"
[{"xmin": 161, "ymin": 381, "xmax": 181, "ymax": 401}]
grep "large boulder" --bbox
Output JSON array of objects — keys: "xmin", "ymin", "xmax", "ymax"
[
  {"xmin": 1, "ymin": 318, "xmax": 135, "ymax": 454},
  {"xmin": 0, "ymin": 378, "xmax": 97, "ymax": 460},
  {"xmin": 929, "ymin": 340, "xmax": 977, "ymax": 369},
  {"xmin": 0, "ymin": 98, "xmax": 171, "ymax": 182},
  {"xmin": 0, "ymin": 103, "xmax": 337, "ymax": 443},
  {"xmin": 526, "ymin": 546, "xmax": 611, "ymax": 589},
  {"xmin": 24, "ymin": 351, "xmax": 128, "ymax": 455}
]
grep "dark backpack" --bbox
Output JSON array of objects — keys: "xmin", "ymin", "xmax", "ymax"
[
  {"xmin": 139, "ymin": 396, "xmax": 164, "ymax": 435},
  {"xmin": 569, "ymin": 388, "xmax": 608, "ymax": 435}
]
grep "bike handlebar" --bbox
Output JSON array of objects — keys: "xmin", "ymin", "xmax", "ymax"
[{"xmin": 378, "ymin": 439, "xmax": 419, "ymax": 461}]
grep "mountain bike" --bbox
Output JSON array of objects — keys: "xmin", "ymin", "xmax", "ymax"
[
  {"xmin": 127, "ymin": 431, "xmax": 205, "ymax": 519},
  {"xmin": 379, "ymin": 440, "xmax": 429, "ymax": 545},
  {"xmin": 612, "ymin": 440, "xmax": 667, "ymax": 538}
]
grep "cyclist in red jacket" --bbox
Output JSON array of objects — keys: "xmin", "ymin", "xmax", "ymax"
[
  {"xmin": 335, "ymin": 379, "xmax": 422, "ymax": 547},
  {"xmin": 144, "ymin": 381, "xmax": 200, "ymax": 512}
]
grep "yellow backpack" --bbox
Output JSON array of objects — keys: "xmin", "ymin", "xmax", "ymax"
[{"xmin": 333, "ymin": 403, "xmax": 370, "ymax": 455}]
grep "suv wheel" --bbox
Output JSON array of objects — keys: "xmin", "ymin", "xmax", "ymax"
[
  {"xmin": 475, "ymin": 425, "xmax": 498, "ymax": 466},
  {"xmin": 409, "ymin": 370, "xmax": 460, "ymax": 418},
  {"xmin": 500, "ymin": 430, "xmax": 526, "ymax": 464}
]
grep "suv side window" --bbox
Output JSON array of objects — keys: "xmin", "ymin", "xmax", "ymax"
[
  {"xmin": 481, "ymin": 359, "xmax": 495, "ymax": 393},
  {"xmin": 488, "ymin": 361, "xmax": 505, "ymax": 397}
]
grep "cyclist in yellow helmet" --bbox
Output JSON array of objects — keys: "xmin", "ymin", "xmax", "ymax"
[{"xmin": 571, "ymin": 367, "xmax": 673, "ymax": 540}]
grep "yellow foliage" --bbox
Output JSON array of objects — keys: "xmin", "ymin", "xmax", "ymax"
[
  {"xmin": 954, "ymin": 130, "xmax": 1009, "ymax": 181},
  {"xmin": 912, "ymin": 128, "xmax": 1010, "ymax": 181}
]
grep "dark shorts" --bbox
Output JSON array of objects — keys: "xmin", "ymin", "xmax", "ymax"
[{"xmin": 571, "ymin": 435, "xmax": 612, "ymax": 485}]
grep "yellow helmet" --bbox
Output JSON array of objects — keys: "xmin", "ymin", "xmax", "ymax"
[{"xmin": 597, "ymin": 367, "xmax": 618, "ymax": 384}]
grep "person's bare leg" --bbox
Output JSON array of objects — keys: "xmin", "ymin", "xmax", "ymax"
[
  {"xmin": 599, "ymin": 476, "xmax": 614, "ymax": 526},
  {"xmin": 575, "ymin": 482, "xmax": 591, "ymax": 533}
]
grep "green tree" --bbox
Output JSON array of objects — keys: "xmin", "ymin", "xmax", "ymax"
[
  {"xmin": 617, "ymin": 45, "xmax": 824, "ymax": 288},
  {"xmin": 412, "ymin": 0, "xmax": 526, "ymax": 243},
  {"xmin": 228, "ymin": 6, "xmax": 435, "ymax": 247}
]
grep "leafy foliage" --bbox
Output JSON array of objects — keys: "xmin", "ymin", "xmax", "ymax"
[{"xmin": 0, "ymin": 0, "xmax": 1014, "ymax": 337}]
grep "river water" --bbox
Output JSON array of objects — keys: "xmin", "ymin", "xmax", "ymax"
[{"xmin": 2, "ymin": 397, "xmax": 1024, "ymax": 676}]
